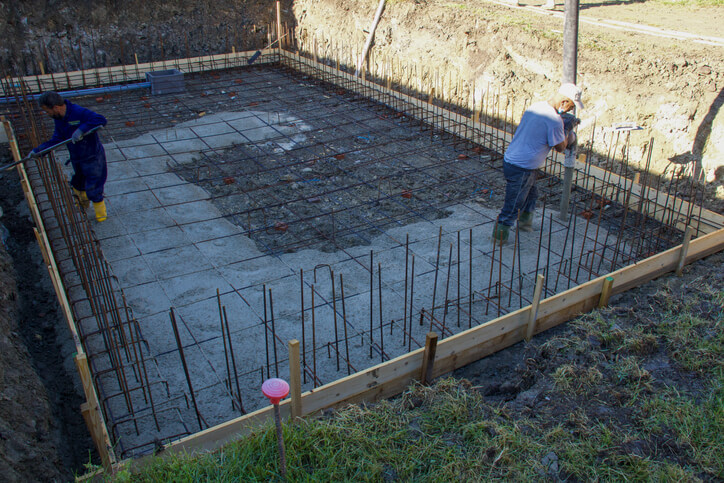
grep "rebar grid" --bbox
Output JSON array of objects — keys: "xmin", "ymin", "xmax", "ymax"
[{"xmin": 3, "ymin": 53, "xmax": 715, "ymax": 458}]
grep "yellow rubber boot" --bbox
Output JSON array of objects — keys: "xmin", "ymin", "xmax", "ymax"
[
  {"xmin": 73, "ymin": 188, "xmax": 90, "ymax": 209},
  {"xmin": 93, "ymin": 200, "xmax": 107, "ymax": 222}
]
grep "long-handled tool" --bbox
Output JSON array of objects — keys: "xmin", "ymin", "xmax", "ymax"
[
  {"xmin": 1, "ymin": 125, "xmax": 102, "ymax": 172},
  {"xmin": 247, "ymin": 32, "xmax": 290, "ymax": 65},
  {"xmin": 558, "ymin": 113, "xmax": 580, "ymax": 220}
]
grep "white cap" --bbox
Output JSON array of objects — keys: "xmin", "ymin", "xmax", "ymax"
[{"xmin": 559, "ymin": 83, "xmax": 584, "ymax": 111}]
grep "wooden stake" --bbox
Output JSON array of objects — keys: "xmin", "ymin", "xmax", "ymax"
[
  {"xmin": 598, "ymin": 276, "xmax": 615, "ymax": 308},
  {"xmin": 276, "ymin": 1, "xmax": 283, "ymax": 52},
  {"xmin": 74, "ymin": 353, "xmax": 115, "ymax": 469},
  {"xmin": 288, "ymin": 340, "xmax": 302, "ymax": 419},
  {"xmin": 525, "ymin": 274, "xmax": 545, "ymax": 341},
  {"xmin": 420, "ymin": 332, "xmax": 438, "ymax": 385},
  {"xmin": 33, "ymin": 228, "xmax": 50, "ymax": 267},
  {"xmin": 675, "ymin": 226, "xmax": 693, "ymax": 276}
]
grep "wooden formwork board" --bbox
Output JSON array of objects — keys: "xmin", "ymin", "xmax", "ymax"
[
  {"xmin": 0, "ymin": 49, "xmax": 277, "ymax": 96},
  {"xmin": 564, "ymin": 160, "xmax": 724, "ymax": 236},
  {"xmin": 1, "ymin": 117, "xmax": 116, "ymax": 468},
  {"xmin": 281, "ymin": 51, "xmax": 724, "ymax": 235},
  {"xmin": 144, "ymin": 226, "xmax": 724, "ymax": 466}
]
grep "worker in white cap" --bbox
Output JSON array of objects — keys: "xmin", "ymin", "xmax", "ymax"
[{"xmin": 492, "ymin": 83, "xmax": 583, "ymax": 243}]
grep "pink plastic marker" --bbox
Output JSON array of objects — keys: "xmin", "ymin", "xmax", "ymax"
[{"xmin": 262, "ymin": 378, "xmax": 290, "ymax": 478}]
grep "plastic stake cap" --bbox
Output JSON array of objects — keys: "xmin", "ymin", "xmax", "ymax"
[{"xmin": 262, "ymin": 378, "xmax": 290, "ymax": 405}]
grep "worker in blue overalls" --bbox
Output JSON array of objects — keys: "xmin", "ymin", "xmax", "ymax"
[{"xmin": 31, "ymin": 91, "xmax": 108, "ymax": 222}]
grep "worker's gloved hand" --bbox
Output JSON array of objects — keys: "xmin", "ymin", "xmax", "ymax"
[
  {"xmin": 560, "ymin": 112, "xmax": 580, "ymax": 136},
  {"xmin": 27, "ymin": 149, "xmax": 39, "ymax": 159},
  {"xmin": 567, "ymin": 130, "xmax": 577, "ymax": 148},
  {"xmin": 71, "ymin": 129, "xmax": 84, "ymax": 143}
]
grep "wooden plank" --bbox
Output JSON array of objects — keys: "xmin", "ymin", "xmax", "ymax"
[
  {"xmin": 420, "ymin": 332, "xmax": 438, "ymax": 385},
  {"xmin": 3, "ymin": 117, "xmax": 115, "ymax": 466},
  {"xmin": 288, "ymin": 340, "xmax": 302, "ymax": 419},
  {"xmin": 160, "ymin": 403, "xmax": 282, "ymax": 456},
  {"xmin": 3, "ymin": 118, "xmax": 82, "ymax": 347},
  {"xmin": 609, "ymin": 227, "xmax": 724, "ymax": 295},
  {"xmin": 598, "ymin": 276, "xmax": 615, "ymax": 308},
  {"xmin": 542, "ymin": 158, "xmax": 723, "ymax": 235},
  {"xmin": 1, "ymin": 49, "xmax": 272, "ymax": 95},
  {"xmin": 676, "ymin": 226, "xmax": 693, "ymax": 276},
  {"xmin": 525, "ymin": 274, "xmax": 545, "ymax": 341},
  {"xmin": 80, "ymin": 403, "xmax": 107, "ymax": 467},
  {"xmin": 74, "ymin": 354, "xmax": 116, "ymax": 468}
]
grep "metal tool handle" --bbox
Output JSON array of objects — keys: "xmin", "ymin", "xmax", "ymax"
[{"xmin": 1, "ymin": 125, "xmax": 102, "ymax": 172}]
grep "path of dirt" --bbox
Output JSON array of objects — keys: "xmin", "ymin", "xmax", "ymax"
[
  {"xmin": 0, "ymin": 152, "xmax": 96, "ymax": 482},
  {"xmin": 454, "ymin": 248, "xmax": 723, "ymax": 480}
]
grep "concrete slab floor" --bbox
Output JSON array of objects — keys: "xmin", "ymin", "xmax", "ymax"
[{"xmin": 48, "ymin": 66, "xmax": 641, "ymax": 457}]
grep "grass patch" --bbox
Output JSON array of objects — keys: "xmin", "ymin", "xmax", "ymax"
[
  {"xmin": 552, "ymin": 363, "xmax": 603, "ymax": 394},
  {"xmin": 641, "ymin": 383, "xmax": 724, "ymax": 475},
  {"xmin": 105, "ymin": 268, "xmax": 723, "ymax": 481},
  {"xmin": 113, "ymin": 375, "xmax": 721, "ymax": 481}
]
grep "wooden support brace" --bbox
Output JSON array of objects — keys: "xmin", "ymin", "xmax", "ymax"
[
  {"xmin": 276, "ymin": 2, "xmax": 283, "ymax": 48},
  {"xmin": 420, "ymin": 332, "xmax": 438, "ymax": 385},
  {"xmin": 525, "ymin": 274, "xmax": 545, "ymax": 341},
  {"xmin": 676, "ymin": 226, "xmax": 694, "ymax": 276},
  {"xmin": 288, "ymin": 339, "xmax": 302, "ymax": 419},
  {"xmin": 598, "ymin": 276, "xmax": 615, "ymax": 308},
  {"xmin": 74, "ymin": 353, "xmax": 115, "ymax": 469},
  {"xmin": 33, "ymin": 228, "xmax": 50, "ymax": 266}
]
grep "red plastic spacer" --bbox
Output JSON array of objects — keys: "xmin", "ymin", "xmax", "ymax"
[{"xmin": 262, "ymin": 378, "xmax": 290, "ymax": 405}]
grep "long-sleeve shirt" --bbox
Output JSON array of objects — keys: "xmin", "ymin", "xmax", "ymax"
[{"xmin": 37, "ymin": 100, "xmax": 107, "ymax": 162}]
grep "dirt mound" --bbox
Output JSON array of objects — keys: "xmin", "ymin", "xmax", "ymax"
[
  {"xmin": 292, "ymin": 0, "xmax": 723, "ymax": 181},
  {"xmin": 0, "ymin": 154, "xmax": 95, "ymax": 481}
]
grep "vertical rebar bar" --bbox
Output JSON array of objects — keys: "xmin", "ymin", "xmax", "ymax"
[
  {"xmin": 300, "ymin": 269, "xmax": 306, "ymax": 383},
  {"xmin": 378, "ymin": 263, "xmax": 384, "ymax": 362},
  {"xmin": 311, "ymin": 284, "xmax": 317, "ymax": 387},
  {"xmin": 217, "ymin": 289, "xmax": 233, "ymax": 408},
  {"xmin": 169, "ymin": 308, "xmax": 203, "ymax": 431},
  {"xmin": 340, "ymin": 273, "xmax": 351, "ymax": 375},
  {"xmin": 442, "ymin": 243, "xmax": 453, "ymax": 337},
  {"xmin": 222, "ymin": 306, "xmax": 245, "ymax": 414},
  {"xmin": 263, "ymin": 284, "xmax": 270, "ymax": 378},
  {"xmin": 269, "ymin": 288, "xmax": 279, "ymax": 378},
  {"xmin": 431, "ymin": 226, "xmax": 443, "ymax": 320},
  {"xmin": 369, "ymin": 250, "xmax": 374, "ymax": 359}
]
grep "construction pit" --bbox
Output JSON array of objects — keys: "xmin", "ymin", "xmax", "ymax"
[{"xmin": 3, "ymin": 46, "xmax": 723, "ymax": 465}]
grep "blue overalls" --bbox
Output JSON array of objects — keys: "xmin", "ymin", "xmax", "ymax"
[{"xmin": 36, "ymin": 100, "xmax": 108, "ymax": 202}]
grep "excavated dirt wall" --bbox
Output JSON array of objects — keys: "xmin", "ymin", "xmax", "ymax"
[{"xmin": 2, "ymin": 1, "xmax": 722, "ymax": 181}]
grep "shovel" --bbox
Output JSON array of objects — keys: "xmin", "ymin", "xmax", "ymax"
[
  {"xmin": 248, "ymin": 32, "xmax": 290, "ymax": 65},
  {"xmin": 1, "ymin": 125, "xmax": 102, "ymax": 172}
]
